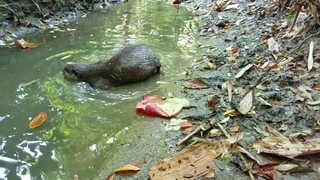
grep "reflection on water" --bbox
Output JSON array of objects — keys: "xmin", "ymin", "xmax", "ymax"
[{"xmin": 0, "ymin": 0, "xmax": 198, "ymax": 179}]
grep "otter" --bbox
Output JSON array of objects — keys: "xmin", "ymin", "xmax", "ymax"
[{"xmin": 63, "ymin": 43, "xmax": 161, "ymax": 89}]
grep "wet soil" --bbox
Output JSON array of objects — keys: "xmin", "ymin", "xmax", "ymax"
[{"xmin": 173, "ymin": 0, "xmax": 320, "ymax": 179}]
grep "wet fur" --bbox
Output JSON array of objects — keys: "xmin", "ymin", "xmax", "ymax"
[{"xmin": 63, "ymin": 43, "xmax": 161, "ymax": 89}]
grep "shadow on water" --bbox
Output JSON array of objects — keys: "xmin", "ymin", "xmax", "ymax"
[{"xmin": 0, "ymin": 0, "xmax": 198, "ymax": 179}]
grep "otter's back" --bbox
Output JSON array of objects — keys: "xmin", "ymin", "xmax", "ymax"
[{"xmin": 104, "ymin": 43, "xmax": 161, "ymax": 85}]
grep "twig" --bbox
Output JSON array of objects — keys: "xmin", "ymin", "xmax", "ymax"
[
  {"xmin": 30, "ymin": 0, "xmax": 44, "ymax": 17},
  {"xmin": 173, "ymin": 4, "xmax": 180, "ymax": 23},
  {"xmin": 177, "ymin": 124, "xmax": 210, "ymax": 146},
  {"xmin": 213, "ymin": 120, "xmax": 230, "ymax": 138},
  {"xmin": 288, "ymin": 2, "xmax": 303, "ymax": 32}
]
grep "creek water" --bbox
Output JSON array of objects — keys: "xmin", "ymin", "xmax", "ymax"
[{"xmin": 0, "ymin": 0, "xmax": 197, "ymax": 179}]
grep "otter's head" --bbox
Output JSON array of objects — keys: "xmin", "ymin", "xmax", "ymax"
[{"xmin": 63, "ymin": 64, "xmax": 86, "ymax": 81}]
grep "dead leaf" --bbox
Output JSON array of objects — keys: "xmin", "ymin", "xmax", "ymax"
[
  {"xmin": 149, "ymin": 138, "xmax": 241, "ymax": 180},
  {"xmin": 227, "ymin": 81, "xmax": 232, "ymax": 102},
  {"xmin": 229, "ymin": 123, "xmax": 239, "ymax": 133},
  {"xmin": 29, "ymin": 112, "xmax": 48, "ymax": 129},
  {"xmin": 183, "ymin": 79, "xmax": 209, "ymax": 89},
  {"xmin": 269, "ymin": 63, "xmax": 281, "ymax": 70},
  {"xmin": 258, "ymin": 97, "xmax": 272, "ymax": 106},
  {"xmin": 179, "ymin": 122, "xmax": 192, "ymax": 129},
  {"xmin": 235, "ymin": 64, "xmax": 253, "ymax": 79},
  {"xmin": 253, "ymin": 166, "xmax": 276, "ymax": 179},
  {"xmin": 149, "ymin": 143, "xmax": 219, "ymax": 179},
  {"xmin": 308, "ymin": 41, "xmax": 314, "ymax": 71},
  {"xmin": 268, "ymin": 37, "xmax": 280, "ymax": 59},
  {"xmin": 307, "ymin": 99, "xmax": 320, "ymax": 106},
  {"xmin": 238, "ymin": 90, "xmax": 253, "ymax": 115},
  {"xmin": 213, "ymin": 0, "xmax": 229, "ymax": 12},
  {"xmin": 227, "ymin": 56, "xmax": 236, "ymax": 62},
  {"xmin": 313, "ymin": 84, "xmax": 320, "ymax": 90},
  {"xmin": 271, "ymin": 101, "xmax": 283, "ymax": 105},
  {"xmin": 136, "ymin": 96, "xmax": 190, "ymax": 117},
  {"xmin": 106, "ymin": 164, "xmax": 140, "ymax": 180},
  {"xmin": 20, "ymin": 79, "xmax": 38, "ymax": 87},
  {"xmin": 297, "ymin": 85, "xmax": 313, "ymax": 101},
  {"xmin": 208, "ymin": 96, "xmax": 219, "ymax": 107},
  {"xmin": 254, "ymin": 136, "xmax": 320, "ymax": 158},
  {"xmin": 275, "ymin": 164, "xmax": 298, "ymax": 172},
  {"xmin": 204, "ymin": 170, "xmax": 215, "ymax": 178},
  {"xmin": 224, "ymin": 109, "xmax": 239, "ymax": 116},
  {"xmin": 220, "ymin": 116, "xmax": 230, "ymax": 124},
  {"xmin": 17, "ymin": 39, "xmax": 39, "ymax": 49}
]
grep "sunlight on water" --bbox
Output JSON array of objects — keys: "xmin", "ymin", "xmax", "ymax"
[{"xmin": 0, "ymin": 0, "xmax": 198, "ymax": 179}]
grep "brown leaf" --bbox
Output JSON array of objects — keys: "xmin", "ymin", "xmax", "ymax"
[
  {"xmin": 149, "ymin": 140, "xmax": 238, "ymax": 180},
  {"xmin": 253, "ymin": 166, "xmax": 276, "ymax": 180},
  {"xmin": 297, "ymin": 85, "xmax": 313, "ymax": 101},
  {"xmin": 271, "ymin": 101, "xmax": 283, "ymax": 105},
  {"xmin": 179, "ymin": 122, "xmax": 192, "ymax": 129},
  {"xmin": 312, "ymin": 84, "xmax": 320, "ymax": 90},
  {"xmin": 183, "ymin": 79, "xmax": 209, "ymax": 89},
  {"xmin": 229, "ymin": 123, "xmax": 239, "ymax": 133},
  {"xmin": 17, "ymin": 39, "xmax": 39, "ymax": 49},
  {"xmin": 254, "ymin": 136, "xmax": 320, "ymax": 158},
  {"xmin": 208, "ymin": 95, "xmax": 219, "ymax": 107}
]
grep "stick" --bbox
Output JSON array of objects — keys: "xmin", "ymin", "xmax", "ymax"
[{"xmin": 177, "ymin": 124, "xmax": 210, "ymax": 146}]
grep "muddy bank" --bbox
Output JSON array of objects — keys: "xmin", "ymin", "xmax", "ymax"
[
  {"xmin": 159, "ymin": 0, "xmax": 320, "ymax": 179},
  {"xmin": 0, "ymin": 0, "xmax": 126, "ymax": 46}
]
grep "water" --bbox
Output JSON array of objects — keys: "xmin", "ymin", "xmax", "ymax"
[{"xmin": 0, "ymin": 0, "xmax": 198, "ymax": 179}]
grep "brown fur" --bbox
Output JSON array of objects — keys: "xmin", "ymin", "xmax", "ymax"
[{"xmin": 63, "ymin": 43, "xmax": 161, "ymax": 89}]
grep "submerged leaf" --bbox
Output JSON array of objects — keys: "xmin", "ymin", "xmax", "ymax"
[
  {"xmin": 45, "ymin": 50, "xmax": 82, "ymax": 61},
  {"xmin": 29, "ymin": 112, "xmax": 48, "ymax": 129},
  {"xmin": 17, "ymin": 39, "xmax": 39, "ymax": 49}
]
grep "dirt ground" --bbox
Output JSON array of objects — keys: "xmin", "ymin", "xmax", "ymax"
[
  {"xmin": 2, "ymin": 0, "xmax": 320, "ymax": 179},
  {"xmin": 162, "ymin": 0, "xmax": 320, "ymax": 179}
]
